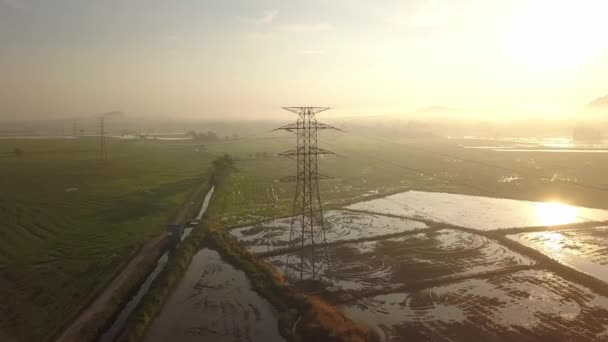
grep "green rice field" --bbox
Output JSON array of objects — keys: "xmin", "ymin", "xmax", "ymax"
[{"xmin": 0, "ymin": 137, "xmax": 212, "ymax": 341}]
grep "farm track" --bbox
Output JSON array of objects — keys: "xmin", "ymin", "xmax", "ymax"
[
  {"xmin": 55, "ymin": 180, "xmax": 211, "ymax": 342},
  {"xmin": 55, "ymin": 235, "xmax": 168, "ymax": 342}
]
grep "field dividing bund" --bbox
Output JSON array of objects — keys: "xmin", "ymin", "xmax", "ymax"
[
  {"xmin": 231, "ymin": 210, "xmax": 429, "ymax": 254},
  {"xmin": 343, "ymin": 269, "xmax": 608, "ymax": 342},
  {"xmin": 227, "ymin": 190, "xmax": 608, "ymax": 341},
  {"xmin": 266, "ymin": 228, "xmax": 535, "ymax": 292}
]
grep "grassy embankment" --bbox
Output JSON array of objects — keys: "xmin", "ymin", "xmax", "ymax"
[
  {"xmin": 0, "ymin": 137, "xmax": 212, "ymax": 341},
  {"xmin": 205, "ymin": 225, "xmax": 376, "ymax": 342}
]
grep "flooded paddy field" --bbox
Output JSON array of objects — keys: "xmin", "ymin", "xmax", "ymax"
[
  {"xmin": 225, "ymin": 189, "xmax": 608, "ymax": 341},
  {"xmin": 266, "ymin": 229, "xmax": 533, "ymax": 291},
  {"xmin": 344, "ymin": 269, "xmax": 608, "ymax": 342},
  {"xmin": 144, "ymin": 248, "xmax": 284, "ymax": 342},
  {"xmin": 346, "ymin": 190, "xmax": 608, "ymax": 230},
  {"xmin": 509, "ymin": 226, "xmax": 608, "ymax": 283},
  {"xmin": 229, "ymin": 210, "xmax": 427, "ymax": 253}
]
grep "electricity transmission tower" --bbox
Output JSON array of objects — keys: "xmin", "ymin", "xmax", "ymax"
[
  {"xmin": 96, "ymin": 111, "xmax": 124, "ymax": 161},
  {"xmin": 99, "ymin": 116, "xmax": 107, "ymax": 161},
  {"xmin": 276, "ymin": 107, "xmax": 340, "ymax": 283},
  {"xmin": 72, "ymin": 119, "xmax": 78, "ymax": 137}
]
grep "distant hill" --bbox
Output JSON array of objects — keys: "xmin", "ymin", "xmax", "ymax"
[{"xmin": 588, "ymin": 94, "xmax": 608, "ymax": 109}]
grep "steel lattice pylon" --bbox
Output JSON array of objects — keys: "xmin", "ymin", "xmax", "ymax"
[
  {"xmin": 99, "ymin": 116, "xmax": 107, "ymax": 161},
  {"xmin": 276, "ymin": 107, "xmax": 340, "ymax": 283}
]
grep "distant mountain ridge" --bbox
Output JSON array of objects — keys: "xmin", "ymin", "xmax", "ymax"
[{"xmin": 588, "ymin": 94, "xmax": 608, "ymax": 108}]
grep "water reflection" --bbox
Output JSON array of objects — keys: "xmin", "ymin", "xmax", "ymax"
[
  {"xmin": 347, "ymin": 191, "xmax": 608, "ymax": 231},
  {"xmin": 535, "ymin": 202, "xmax": 578, "ymax": 226},
  {"xmin": 534, "ymin": 232, "xmax": 564, "ymax": 251},
  {"xmin": 510, "ymin": 227, "xmax": 608, "ymax": 283}
]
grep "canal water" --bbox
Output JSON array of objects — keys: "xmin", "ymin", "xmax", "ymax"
[
  {"xmin": 98, "ymin": 186, "xmax": 215, "ymax": 342},
  {"xmin": 144, "ymin": 248, "xmax": 284, "ymax": 342}
]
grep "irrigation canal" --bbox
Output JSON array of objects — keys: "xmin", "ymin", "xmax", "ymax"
[{"xmin": 98, "ymin": 186, "xmax": 215, "ymax": 342}]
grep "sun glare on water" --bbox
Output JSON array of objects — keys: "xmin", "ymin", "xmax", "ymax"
[
  {"xmin": 535, "ymin": 202, "xmax": 579, "ymax": 226},
  {"xmin": 536, "ymin": 232, "xmax": 565, "ymax": 251}
]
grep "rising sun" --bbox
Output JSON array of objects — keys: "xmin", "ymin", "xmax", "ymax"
[{"xmin": 535, "ymin": 202, "xmax": 578, "ymax": 226}]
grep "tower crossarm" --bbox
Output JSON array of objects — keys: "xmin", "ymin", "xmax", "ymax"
[
  {"xmin": 282, "ymin": 107, "xmax": 331, "ymax": 115},
  {"xmin": 273, "ymin": 123, "xmax": 300, "ymax": 132},
  {"xmin": 274, "ymin": 122, "xmax": 342, "ymax": 133},
  {"xmin": 278, "ymin": 147, "xmax": 335, "ymax": 158},
  {"xmin": 279, "ymin": 174, "xmax": 333, "ymax": 182}
]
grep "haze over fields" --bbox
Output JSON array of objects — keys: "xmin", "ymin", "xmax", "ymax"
[
  {"xmin": 1, "ymin": 0, "xmax": 608, "ymax": 120},
  {"xmin": 4, "ymin": 2, "xmax": 608, "ymax": 342}
]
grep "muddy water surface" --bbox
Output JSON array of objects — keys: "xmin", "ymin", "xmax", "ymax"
[
  {"xmin": 230, "ymin": 210, "xmax": 427, "ymax": 253},
  {"xmin": 266, "ymin": 229, "xmax": 533, "ymax": 291},
  {"xmin": 344, "ymin": 269, "xmax": 608, "ymax": 341},
  {"xmin": 144, "ymin": 248, "xmax": 284, "ymax": 342}
]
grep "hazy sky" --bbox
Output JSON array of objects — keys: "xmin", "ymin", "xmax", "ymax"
[{"xmin": 1, "ymin": 0, "xmax": 607, "ymax": 119}]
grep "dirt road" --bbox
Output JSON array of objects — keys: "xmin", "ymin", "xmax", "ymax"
[
  {"xmin": 56, "ymin": 235, "xmax": 167, "ymax": 342},
  {"xmin": 56, "ymin": 181, "xmax": 211, "ymax": 342}
]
